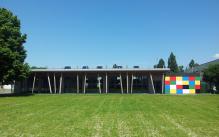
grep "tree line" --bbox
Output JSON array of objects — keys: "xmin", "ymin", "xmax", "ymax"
[{"xmin": 154, "ymin": 52, "xmax": 199, "ymax": 73}]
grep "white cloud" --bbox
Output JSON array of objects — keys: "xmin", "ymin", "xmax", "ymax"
[{"xmin": 213, "ymin": 53, "xmax": 219, "ymax": 59}]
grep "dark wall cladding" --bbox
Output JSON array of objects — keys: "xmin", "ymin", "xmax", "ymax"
[{"xmin": 15, "ymin": 69, "xmax": 170, "ymax": 94}]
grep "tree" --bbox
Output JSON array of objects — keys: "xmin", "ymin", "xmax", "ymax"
[
  {"xmin": 168, "ymin": 52, "xmax": 179, "ymax": 73},
  {"xmin": 189, "ymin": 59, "xmax": 199, "ymax": 69},
  {"xmin": 154, "ymin": 58, "xmax": 165, "ymax": 68},
  {"xmin": 178, "ymin": 65, "xmax": 184, "ymax": 72},
  {"xmin": 203, "ymin": 64, "xmax": 219, "ymax": 93},
  {"xmin": 0, "ymin": 8, "xmax": 29, "ymax": 86},
  {"xmin": 157, "ymin": 58, "xmax": 165, "ymax": 68},
  {"xmin": 189, "ymin": 59, "xmax": 195, "ymax": 68}
]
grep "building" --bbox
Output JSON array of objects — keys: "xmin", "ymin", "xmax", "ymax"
[
  {"xmin": 14, "ymin": 68, "xmax": 201, "ymax": 94},
  {"xmin": 187, "ymin": 59, "xmax": 219, "ymax": 73},
  {"xmin": 187, "ymin": 59, "xmax": 219, "ymax": 93}
]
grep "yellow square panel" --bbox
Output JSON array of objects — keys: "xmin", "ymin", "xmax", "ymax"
[
  {"xmin": 176, "ymin": 77, "xmax": 182, "ymax": 81},
  {"xmin": 170, "ymin": 89, "xmax": 176, "ymax": 94},
  {"xmin": 195, "ymin": 81, "xmax": 200, "ymax": 85},
  {"xmin": 190, "ymin": 89, "xmax": 195, "ymax": 94},
  {"xmin": 165, "ymin": 77, "xmax": 170, "ymax": 81},
  {"xmin": 183, "ymin": 81, "xmax": 189, "ymax": 85}
]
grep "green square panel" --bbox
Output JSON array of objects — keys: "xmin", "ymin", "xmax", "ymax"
[
  {"xmin": 165, "ymin": 90, "xmax": 170, "ymax": 94},
  {"xmin": 170, "ymin": 81, "xmax": 176, "ymax": 85},
  {"xmin": 189, "ymin": 85, "xmax": 195, "ymax": 89},
  {"xmin": 195, "ymin": 77, "xmax": 201, "ymax": 80}
]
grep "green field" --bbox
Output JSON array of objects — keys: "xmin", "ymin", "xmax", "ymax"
[{"xmin": 0, "ymin": 94, "xmax": 219, "ymax": 137}]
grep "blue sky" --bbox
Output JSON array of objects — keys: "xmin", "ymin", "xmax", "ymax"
[{"xmin": 1, "ymin": 0, "xmax": 219, "ymax": 68}]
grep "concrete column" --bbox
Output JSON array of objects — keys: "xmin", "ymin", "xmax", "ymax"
[
  {"xmin": 126, "ymin": 73, "xmax": 129, "ymax": 94},
  {"xmin": 83, "ymin": 74, "xmax": 86, "ymax": 94},
  {"xmin": 103, "ymin": 74, "xmax": 106, "ymax": 94},
  {"xmin": 162, "ymin": 73, "xmax": 164, "ymax": 94},
  {"xmin": 48, "ymin": 75, "xmax": 52, "ymax": 94},
  {"xmin": 77, "ymin": 74, "xmax": 79, "ymax": 94},
  {"xmin": 120, "ymin": 74, "xmax": 123, "ymax": 94},
  {"xmin": 59, "ymin": 73, "xmax": 63, "ymax": 94},
  {"xmin": 32, "ymin": 74, "xmax": 36, "ymax": 94},
  {"xmin": 53, "ymin": 73, "xmax": 56, "ymax": 94},
  {"xmin": 105, "ymin": 73, "xmax": 108, "ymax": 94},
  {"xmin": 150, "ymin": 73, "xmax": 155, "ymax": 94}
]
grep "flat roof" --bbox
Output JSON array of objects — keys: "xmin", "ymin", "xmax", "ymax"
[{"xmin": 31, "ymin": 68, "xmax": 170, "ymax": 73}]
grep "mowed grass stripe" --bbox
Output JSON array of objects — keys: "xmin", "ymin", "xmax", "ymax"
[
  {"xmin": 0, "ymin": 96, "xmax": 74, "ymax": 136},
  {"xmin": 0, "ymin": 95, "xmax": 94, "ymax": 136},
  {"xmin": 150, "ymin": 95, "xmax": 218, "ymax": 137},
  {"xmin": 100, "ymin": 95, "xmax": 120, "ymax": 137},
  {"xmin": 0, "ymin": 94, "xmax": 218, "ymax": 137},
  {"xmin": 134, "ymin": 96, "xmax": 187, "ymax": 137}
]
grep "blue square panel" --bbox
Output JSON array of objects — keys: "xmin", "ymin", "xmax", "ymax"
[
  {"xmin": 189, "ymin": 81, "xmax": 195, "ymax": 86},
  {"xmin": 177, "ymin": 89, "xmax": 183, "ymax": 94},
  {"xmin": 183, "ymin": 76, "xmax": 189, "ymax": 81},
  {"xmin": 165, "ymin": 85, "xmax": 170, "ymax": 90}
]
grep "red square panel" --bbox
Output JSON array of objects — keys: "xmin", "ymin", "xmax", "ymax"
[
  {"xmin": 170, "ymin": 76, "xmax": 176, "ymax": 81},
  {"xmin": 177, "ymin": 85, "xmax": 182, "ymax": 89},
  {"xmin": 165, "ymin": 81, "xmax": 170, "ymax": 85},
  {"xmin": 195, "ymin": 85, "xmax": 200, "ymax": 89},
  {"xmin": 189, "ymin": 76, "xmax": 195, "ymax": 81}
]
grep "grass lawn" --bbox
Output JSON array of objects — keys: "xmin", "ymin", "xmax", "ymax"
[{"xmin": 0, "ymin": 94, "xmax": 219, "ymax": 137}]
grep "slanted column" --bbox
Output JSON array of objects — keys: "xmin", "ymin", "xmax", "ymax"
[
  {"xmin": 77, "ymin": 74, "xmax": 79, "ymax": 94},
  {"xmin": 120, "ymin": 74, "xmax": 123, "ymax": 94},
  {"xmin": 126, "ymin": 73, "xmax": 129, "ymax": 94},
  {"xmin": 103, "ymin": 73, "xmax": 109, "ymax": 94},
  {"xmin": 150, "ymin": 73, "xmax": 155, "ymax": 94},
  {"xmin": 162, "ymin": 73, "xmax": 164, "ymax": 94},
  {"xmin": 105, "ymin": 73, "xmax": 108, "ymax": 94},
  {"xmin": 59, "ymin": 73, "xmax": 63, "ymax": 94},
  {"xmin": 53, "ymin": 73, "xmax": 56, "ymax": 94},
  {"xmin": 83, "ymin": 74, "xmax": 86, "ymax": 94},
  {"xmin": 32, "ymin": 73, "xmax": 36, "ymax": 94},
  {"xmin": 48, "ymin": 74, "xmax": 52, "ymax": 94}
]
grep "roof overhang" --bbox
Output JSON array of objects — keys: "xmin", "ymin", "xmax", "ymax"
[{"xmin": 31, "ymin": 68, "xmax": 170, "ymax": 73}]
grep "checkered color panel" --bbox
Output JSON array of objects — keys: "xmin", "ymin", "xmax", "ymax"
[{"xmin": 165, "ymin": 76, "xmax": 200, "ymax": 94}]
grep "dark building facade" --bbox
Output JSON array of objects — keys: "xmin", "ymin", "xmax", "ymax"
[{"xmin": 15, "ymin": 68, "xmax": 170, "ymax": 94}]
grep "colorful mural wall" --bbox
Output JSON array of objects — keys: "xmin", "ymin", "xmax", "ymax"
[{"xmin": 165, "ymin": 76, "xmax": 201, "ymax": 94}]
